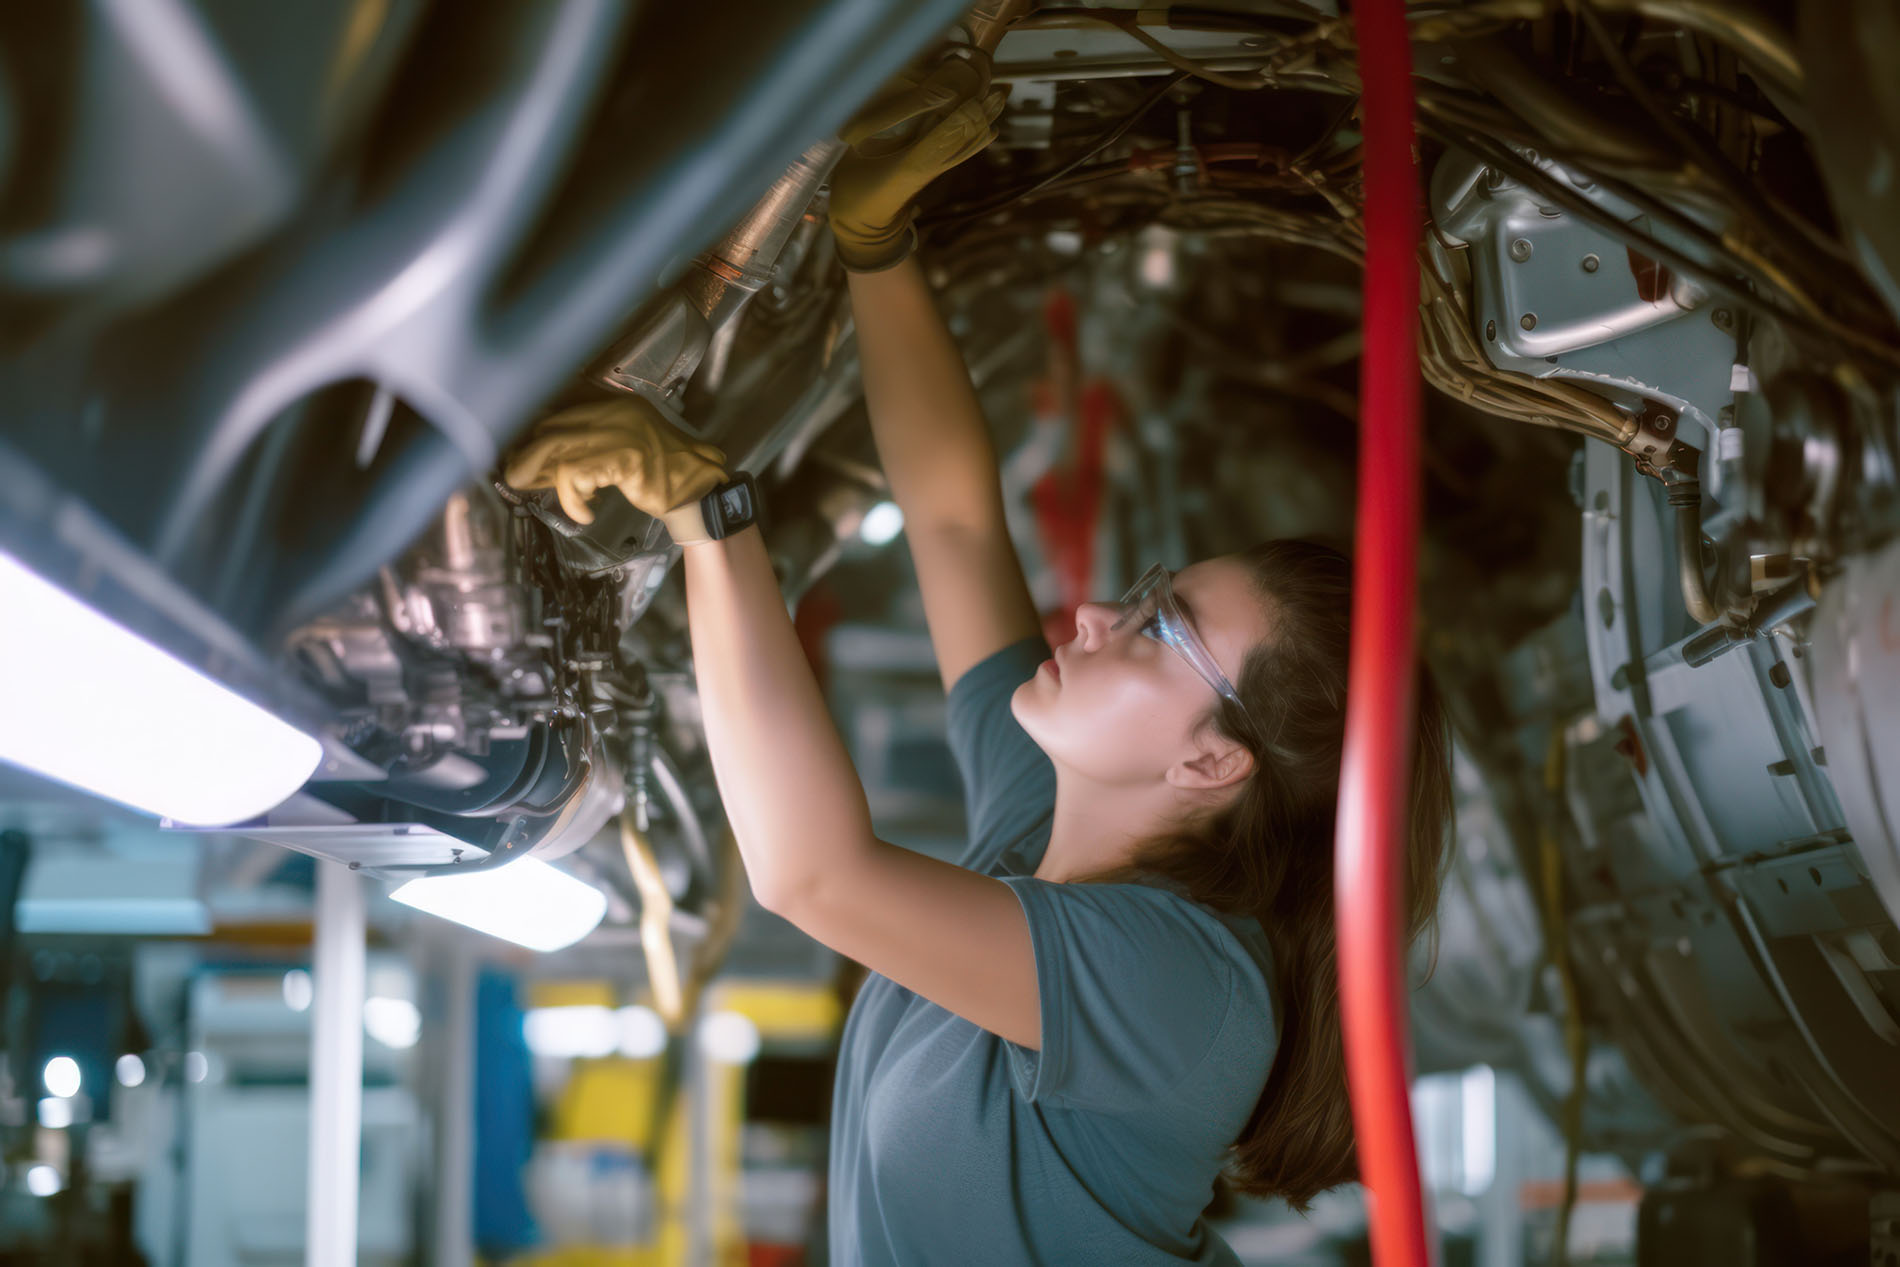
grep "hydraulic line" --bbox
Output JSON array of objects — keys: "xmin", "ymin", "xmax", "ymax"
[
  {"xmin": 1670, "ymin": 482, "xmax": 1720, "ymax": 625},
  {"xmin": 1336, "ymin": 3, "xmax": 1434, "ymax": 1267}
]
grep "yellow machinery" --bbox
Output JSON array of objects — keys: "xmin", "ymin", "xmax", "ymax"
[{"xmin": 520, "ymin": 979, "xmax": 841, "ymax": 1266}]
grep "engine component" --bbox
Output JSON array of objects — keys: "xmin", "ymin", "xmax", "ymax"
[
  {"xmin": 385, "ymin": 489, "xmax": 530, "ymax": 656},
  {"xmin": 1808, "ymin": 539, "xmax": 1900, "ymax": 934},
  {"xmin": 1574, "ymin": 435, "xmax": 1900, "ymax": 1175},
  {"xmin": 595, "ymin": 138, "xmax": 847, "ymax": 399},
  {"xmin": 1801, "ymin": 0, "xmax": 1900, "ymax": 326},
  {"xmin": 1432, "ymin": 146, "xmax": 1738, "ymax": 463},
  {"xmin": 0, "ymin": 0, "xmax": 974, "ymax": 646}
]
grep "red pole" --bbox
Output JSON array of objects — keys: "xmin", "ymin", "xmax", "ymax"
[{"xmin": 1336, "ymin": 2, "xmax": 1433, "ymax": 1266}]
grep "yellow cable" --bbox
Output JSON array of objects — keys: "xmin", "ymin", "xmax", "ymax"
[
  {"xmin": 1541, "ymin": 733, "xmax": 1588, "ymax": 1267},
  {"xmin": 619, "ymin": 814, "xmax": 685, "ymax": 1026}
]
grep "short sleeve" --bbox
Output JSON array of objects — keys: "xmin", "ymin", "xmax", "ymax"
[
  {"xmin": 998, "ymin": 879, "xmax": 1244, "ymax": 1112},
  {"xmin": 945, "ymin": 635, "xmax": 1055, "ymax": 875}
]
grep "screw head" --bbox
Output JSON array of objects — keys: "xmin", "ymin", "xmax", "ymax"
[
  {"xmin": 1519, "ymin": 313, "xmax": 1538, "ymax": 330},
  {"xmin": 1509, "ymin": 237, "xmax": 1533, "ymax": 262},
  {"xmin": 1581, "ymin": 253, "xmax": 1600, "ymax": 273},
  {"xmin": 1712, "ymin": 308, "xmax": 1734, "ymax": 330},
  {"xmin": 1485, "ymin": 319, "xmax": 1497, "ymax": 341}
]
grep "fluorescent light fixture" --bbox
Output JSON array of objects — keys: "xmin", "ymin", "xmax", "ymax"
[
  {"xmin": 364, "ymin": 997, "xmax": 422, "ymax": 1050},
  {"xmin": 859, "ymin": 500, "xmax": 905, "ymax": 546},
  {"xmin": 43, "ymin": 1056, "xmax": 80, "ymax": 1099},
  {"xmin": 25, "ymin": 1165, "xmax": 62, "ymax": 1198},
  {"xmin": 37, "ymin": 1097, "xmax": 75, "ymax": 1130},
  {"xmin": 617, "ymin": 1005, "xmax": 666, "ymax": 1060},
  {"xmin": 524, "ymin": 1005, "xmax": 619, "ymax": 1059},
  {"xmin": 0, "ymin": 552, "xmax": 322, "ymax": 825},
  {"xmin": 698, "ymin": 1011, "xmax": 760, "ymax": 1065},
  {"xmin": 1460, "ymin": 1063, "xmax": 1497, "ymax": 1197},
  {"xmin": 116, "ymin": 1054, "xmax": 146, "ymax": 1089},
  {"xmin": 390, "ymin": 857, "xmax": 606, "ymax": 953},
  {"xmin": 282, "ymin": 969, "xmax": 314, "ymax": 1013}
]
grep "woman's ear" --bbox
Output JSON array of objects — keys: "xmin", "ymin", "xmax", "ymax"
[{"xmin": 1165, "ymin": 738, "xmax": 1253, "ymax": 793}]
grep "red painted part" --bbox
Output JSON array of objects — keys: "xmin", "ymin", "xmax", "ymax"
[
  {"xmin": 1338, "ymin": 4, "xmax": 1434, "ymax": 1267},
  {"xmin": 1042, "ymin": 287, "xmax": 1078, "ymax": 349},
  {"xmin": 1032, "ymin": 378, "xmax": 1119, "ymax": 623},
  {"xmin": 1028, "ymin": 284, "xmax": 1121, "ymax": 643}
]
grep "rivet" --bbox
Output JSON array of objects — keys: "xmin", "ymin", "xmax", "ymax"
[
  {"xmin": 1485, "ymin": 319, "xmax": 1497, "ymax": 341},
  {"xmin": 1520, "ymin": 313, "xmax": 1538, "ymax": 330},
  {"xmin": 1581, "ymin": 254, "xmax": 1600, "ymax": 273},
  {"xmin": 1509, "ymin": 238, "xmax": 1533, "ymax": 262}
]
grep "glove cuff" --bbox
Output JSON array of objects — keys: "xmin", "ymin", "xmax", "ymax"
[
  {"xmin": 834, "ymin": 220, "xmax": 918, "ymax": 274},
  {"xmin": 661, "ymin": 502, "xmax": 713, "ymax": 545}
]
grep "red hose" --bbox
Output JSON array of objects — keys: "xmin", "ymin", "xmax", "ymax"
[{"xmin": 1337, "ymin": 3, "xmax": 1432, "ymax": 1267}]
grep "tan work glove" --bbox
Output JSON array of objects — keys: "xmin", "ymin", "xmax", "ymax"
[
  {"xmin": 829, "ymin": 50, "xmax": 1007, "ymax": 272},
  {"xmin": 502, "ymin": 398, "xmax": 728, "ymax": 529}
]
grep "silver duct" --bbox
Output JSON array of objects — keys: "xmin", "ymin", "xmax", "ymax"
[{"xmin": 594, "ymin": 138, "xmax": 847, "ymax": 399}]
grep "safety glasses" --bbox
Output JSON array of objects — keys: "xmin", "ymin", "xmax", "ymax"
[{"xmin": 1109, "ymin": 563, "xmax": 1252, "ymax": 725}]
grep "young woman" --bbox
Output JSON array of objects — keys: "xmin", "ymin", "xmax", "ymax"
[{"xmin": 505, "ymin": 51, "xmax": 1452, "ymax": 1267}]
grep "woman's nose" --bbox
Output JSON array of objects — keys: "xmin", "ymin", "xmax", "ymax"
[{"xmin": 1072, "ymin": 600, "xmax": 1120, "ymax": 650}]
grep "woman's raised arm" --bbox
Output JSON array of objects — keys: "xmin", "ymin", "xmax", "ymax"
[{"xmin": 851, "ymin": 259, "xmax": 1041, "ymax": 691}]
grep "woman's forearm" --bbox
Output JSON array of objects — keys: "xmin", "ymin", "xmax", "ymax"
[
  {"xmin": 678, "ymin": 525, "xmax": 876, "ymax": 910},
  {"xmin": 849, "ymin": 257, "xmax": 1010, "ymax": 533}
]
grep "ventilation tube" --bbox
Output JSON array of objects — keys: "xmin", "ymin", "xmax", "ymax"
[{"xmin": 1337, "ymin": 3, "xmax": 1435, "ymax": 1266}]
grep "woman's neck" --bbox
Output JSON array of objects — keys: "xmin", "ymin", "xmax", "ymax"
[{"xmin": 1034, "ymin": 770, "xmax": 1181, "ymax": 883}]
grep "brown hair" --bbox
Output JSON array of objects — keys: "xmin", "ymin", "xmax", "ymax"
[{"xmin": 1108, "ymin": 539, "xmax": 1454, "ymax": 1210}]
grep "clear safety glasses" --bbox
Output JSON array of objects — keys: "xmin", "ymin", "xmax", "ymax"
[{"xmin": 1109, "ymin": 563, "xmax": 1252, "ymax": 725}]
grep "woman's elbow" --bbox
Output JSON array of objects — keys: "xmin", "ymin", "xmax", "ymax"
[{"xmin": 749, "ymin": 869, "xmax": 809, "ymax": 920}]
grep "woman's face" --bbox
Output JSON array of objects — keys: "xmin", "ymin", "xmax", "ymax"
[{"xmin": 1012, "ymin": 555, "xmax": 1271, "ymax": 787}]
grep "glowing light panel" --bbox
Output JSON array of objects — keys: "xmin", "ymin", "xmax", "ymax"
[
  {"xmin": 390, "ymin": 857, "xmax": 606, "ymax": 953},
  {"xmin": 0, "ymin": 553, "xmax": 322, "ymax": 825}
]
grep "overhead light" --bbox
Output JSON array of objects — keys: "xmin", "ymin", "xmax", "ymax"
[
  {"xmin": 25, "ymin": 1165, "xmax": 62, "ymax": 1198},
  {"xmin": 115, "ymin": 1054, "xmax": 146, "ymax": 1089},
  {"xmin": 390, "ymin": 857, "xmax": 607, "ymax": 953},
  {"xmin": 698, "ymin": 1011, "xmax": 760, "ymax": 1065},
  {"xmin": 364, "ymin": 997, "xmax": 421, "ymax": 1050},
  {"xmin": 37, "ymin": 1097, "xmax": 75, "ymax": 1130},
  {"xmin": 42, "ymin": 1056, "xmax": 80, "ymax": 1099},
  {"xmin": 859, "ymin": 500, "xmax": 905, "ymax": 547},
  {"xmin": 524, "ymin": 1005, "xmax": 619, "ymax": 1059},
  {"xmin": 282, "ymin": 969, "xmax": 314, "ymax": 1013},
  {"xmin": 617, "ymin": 1005, "xmax": 667, "ymax": 1060},
  {"xmin": 0, "ymin": 552, "xmax": 322, "ymax": 825}
]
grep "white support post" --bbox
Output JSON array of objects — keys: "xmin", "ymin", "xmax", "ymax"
[
  {"xmin": 431, "ymin": 935, "xmax": 475, "ymax": 1267},
  {"xmin": 307, "ymin": 859, "xmax": 366, "ymax": 1267}
]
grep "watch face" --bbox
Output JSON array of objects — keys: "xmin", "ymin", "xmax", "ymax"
[{"xmin": 715, "ymin": 482, "xmax": 753, "ymax": 522}]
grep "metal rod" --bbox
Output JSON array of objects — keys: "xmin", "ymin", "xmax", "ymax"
[
  {"xmin": 306, "ymin": 860, "xmax": 367, "ymax": 1267},
  {"xmin": 430, "ymin": 935, "xmax": 475, "ymax": 1267}
]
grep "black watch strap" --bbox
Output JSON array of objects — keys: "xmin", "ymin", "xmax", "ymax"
[
  {"xmin": 663, "ymin": 472, "xmax": 759, "ymax": 544},
  {"xmin": 700, "ymin": 473, "xmax": 759, "ymax": 540}
]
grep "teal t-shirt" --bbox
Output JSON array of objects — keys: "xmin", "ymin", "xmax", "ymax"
[{"xmin": 827, "ymin": 636, "xmax": 1279, "ymax": 1265}]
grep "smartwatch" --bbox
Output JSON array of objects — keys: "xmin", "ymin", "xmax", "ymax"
[{"xmin": 660, "ymin": 472, "xmax": 759, "ymax": 545}]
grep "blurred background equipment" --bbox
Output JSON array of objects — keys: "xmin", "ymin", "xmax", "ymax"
[{"xmin": 4, "ymin": 0, "xmax": 1900, "ymax": 1262}]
